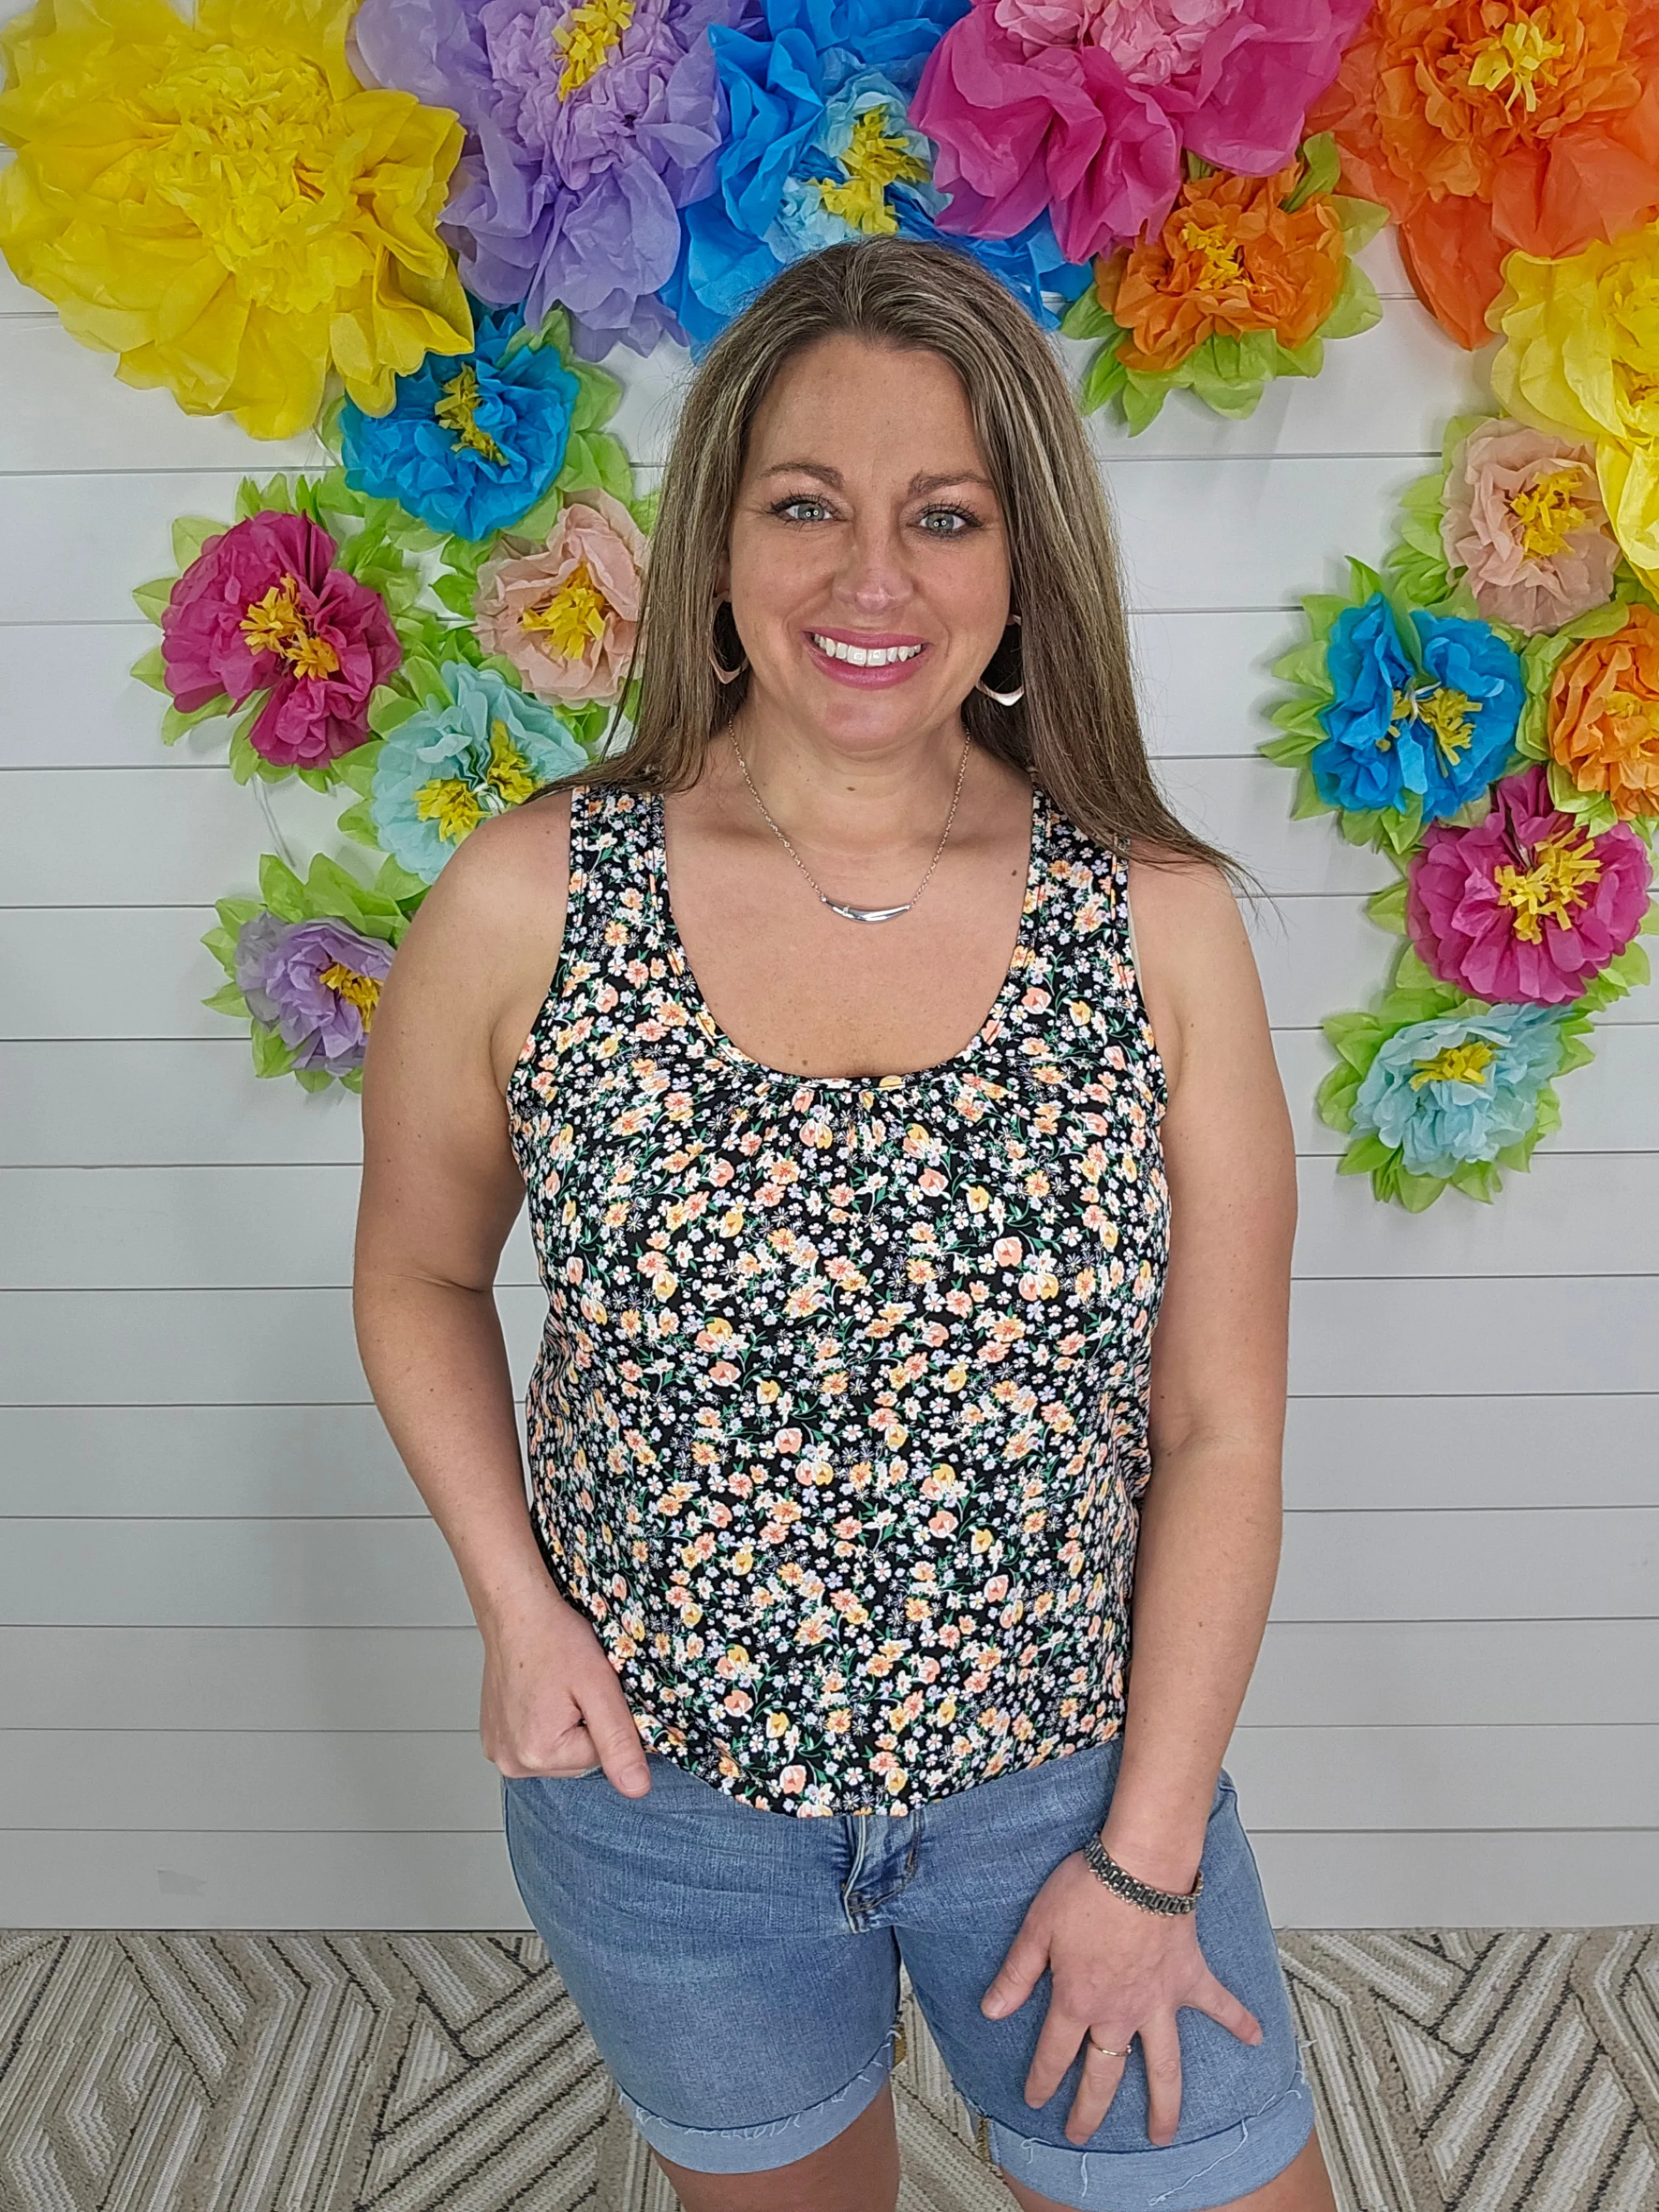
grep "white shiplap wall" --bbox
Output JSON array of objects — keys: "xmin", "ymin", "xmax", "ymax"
[{"xmin": 2, "ymin": 226, "xmax": 1654, "ymax": 1934}]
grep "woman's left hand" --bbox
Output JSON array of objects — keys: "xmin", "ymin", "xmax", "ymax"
[{"xmin": 981, "ymin": 1849, "xmax": 1263, "ymax": 2147}]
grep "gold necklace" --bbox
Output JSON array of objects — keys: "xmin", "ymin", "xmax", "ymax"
[{"xmin": 729, "ymin": 733, "xmax": 973, "ymax": 924}]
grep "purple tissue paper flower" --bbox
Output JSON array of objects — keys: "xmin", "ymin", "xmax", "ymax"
[
  {"xmin": 235, "ymin": 914, "xmax": 395, "ymax": 1077},
  {"xmin": 351, "ymin": 0, "xmax": 758, "ymax": 357}
]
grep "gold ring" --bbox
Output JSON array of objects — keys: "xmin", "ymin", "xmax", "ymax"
[{"xmin": 1088, "ymin": 2037, "xmax": 1131, "ymax": 2059}]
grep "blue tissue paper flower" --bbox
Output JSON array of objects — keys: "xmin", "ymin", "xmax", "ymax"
[
  {"xmin": 1351, "ymin": 1003, "xmax": 1569, "ymax": 1178},
  {"xmin": 370, "ymin": 663, "xmax": 587, "ymax": 882},
  {"xmin": 340, "ymin": 305, "xmax": 578, "ymax": 543},
  {"xmin": 1311, "ymin": 595, "xmax": 1523, "ymax": 824},
  {"xmin": 661, "ymin": 0, "xmax": 1087, "ymax": 349}
]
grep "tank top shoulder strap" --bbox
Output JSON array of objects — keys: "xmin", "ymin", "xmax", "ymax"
[
  {"xmin": 1026, "ymin": 793, "xmax": 1165, "ymax": 1096},
  {"xmin": 558, "ymin": 783, "xmax": 661, "ymax": 969}
]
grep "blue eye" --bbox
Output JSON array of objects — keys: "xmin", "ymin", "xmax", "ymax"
[
  {"xmin": 771, "ymin": 497, "xmax": 834, "ymax": 524},
  {"xmin": 918, "ymin": 507, "xmax": 978, "ymax": 535}
]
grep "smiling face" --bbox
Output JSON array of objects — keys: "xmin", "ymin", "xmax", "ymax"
[{"xmin": 724, "ymin": 333, "xmax": 1013, "ymax": 760}]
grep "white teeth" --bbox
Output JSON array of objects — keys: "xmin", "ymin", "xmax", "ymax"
[{"xmin": 809, "ymin": 634, "xmax": 924, "ymax": 667}]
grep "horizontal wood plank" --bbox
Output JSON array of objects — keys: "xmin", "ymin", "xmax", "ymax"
[
  {"xmin": 3, "ymin": 1392, "xmax": 1649, "ymax": 1517},
  {"xmin": 0, "ymin": 1822, "xmax": 1646, "ymax": 1929},
  {"xmin": 3, "ymin": 1278, "xmax": 1651, "ymax": 1404},
  {"xmin": 0, "ymin": 1827, "xmax": 529, "ymax": 1930},
  {"xmin": 0, "ymin": 1506, "xmax": 1647, "ymax": 1626},
  {"xmin": 8, "ymin": 1151, "xmax": 1657, "ymax": 1290},
  {"xmin": 1250, "ymin": 1829, "xmax": 1659, "ymax": 1930},
  {"xmin": 1, "ymin": 1718, "xmax": 1651, "ymax": 1834},
  {"xmin": 6, "ymin": 1617, "xmax": 1653, "ymax": 1731}
]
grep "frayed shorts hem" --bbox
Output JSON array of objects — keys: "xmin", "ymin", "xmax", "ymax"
[
  {"xmin": 618, "ymin": 2029, "xmax": 896, "ymax": 2175},
  {"xmin": 968, "ymin": 2065, "xmax": 1316, "ymax": 2212}
]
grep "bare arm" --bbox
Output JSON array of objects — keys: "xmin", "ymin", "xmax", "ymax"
[
  {"xmin": 1101, "ymin": 863, "xmax": 1295, "ymax": 1891},
  {"xmin": 982, "ymin": 861, "xmax": 1296, "ymax": 2146},
  {"xmin": 353, "ymin": 796, "xmax": 650, "ymax": 1793}
]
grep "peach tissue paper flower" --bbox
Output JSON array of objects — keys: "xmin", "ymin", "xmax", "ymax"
[
  {"xmin": 475, "ymin": 491, "xmax": 647, "ymax": 704},
  {"xmin": 1442, "ymin": 419, "xmax": 1619, "ymax": 633}
]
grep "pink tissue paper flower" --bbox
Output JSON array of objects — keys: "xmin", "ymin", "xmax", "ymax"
[
  {"xmin": 1407, "ymin": 763, "xmax": 1652, "ymax": 1005},
  {"xmin": 160, "ymin": 511, "xmax": 401, "ymax": 770},
  {"xmin": 1441, "ymin": 419, "xmax": 1619, "ymax": 635},
  {"xmin": 473, "ymin": 490, "xmax": 647, "ymax": 703},
  {"xmin": 911, "ymin": 0, "xmax": 1369, "ymax": 263}
]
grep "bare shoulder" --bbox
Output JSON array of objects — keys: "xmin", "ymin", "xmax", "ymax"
[
  {"xmin": 374, "ymin": 789, "xmax": 573, "ymax": 1089},
  {"xmin": 1124, "ymin": 848, "xmax": 1264, "ymax": 1098}
]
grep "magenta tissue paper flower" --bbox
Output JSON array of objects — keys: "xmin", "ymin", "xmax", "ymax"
[
  {"xmin": 160, "ymin": 512, "xmax": 401, "ymax": 771},
  {"xmin": 351, "ymin": 0, "xmax": 755, "ymax": 357},
  {"xmin": 1407, "ymin": 764, "xmax": 1652, "ymax": 1006},
  {"xmin": 910, "ymin": 0, "xmax": 1370, "ymax": 264}
]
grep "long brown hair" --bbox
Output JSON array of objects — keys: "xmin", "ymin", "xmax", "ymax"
[{"xmin": 572, "ymin": 237, "xmax": 1233, "ymax": 878}]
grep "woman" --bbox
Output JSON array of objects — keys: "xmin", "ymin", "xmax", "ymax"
[{"xmin": 354, "ymin": 237, "xmax": 1334, "ymax": 2212}]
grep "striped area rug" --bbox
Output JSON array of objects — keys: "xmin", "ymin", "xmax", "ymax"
[{"xmin": 1, "ymin": 1929, "xmax": 1654, "ymax": 2211}]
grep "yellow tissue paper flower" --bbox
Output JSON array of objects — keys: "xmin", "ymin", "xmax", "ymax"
[
  {"xmin": 0, "ymin": 0, "xmax": 472, "ymax": 440},
  {"xmin": 1492, "ymin": 224, "xmax": 1659, "ymax": 588}
]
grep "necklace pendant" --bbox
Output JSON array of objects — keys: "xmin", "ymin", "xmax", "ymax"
[{"xmin": 822, "ymin": 897, "xmax": 914, "ymax": 925}]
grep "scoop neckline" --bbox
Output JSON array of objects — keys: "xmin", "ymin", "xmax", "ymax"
[{"xmin": 650, "ymin": 781, "xmax": 1048, "ymax": 1093}]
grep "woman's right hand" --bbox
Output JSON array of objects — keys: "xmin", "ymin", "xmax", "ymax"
[{"xmin": 479, "ymin": 1577, "xmax": 651, "ymax": 1796}]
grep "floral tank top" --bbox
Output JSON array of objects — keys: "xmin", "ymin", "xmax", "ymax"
[{"xmin": 507, "ymin": 783, "xmax": 1171, "ymax": 1817}]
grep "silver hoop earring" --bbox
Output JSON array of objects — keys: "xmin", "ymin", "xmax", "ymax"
[
  {"xmin": 710, "ymin": 603, "xmax": 749, "ymax": 685},
  {"xmin": 974, "ymin": 614, "xmax": 1024, "ymax": 707}
]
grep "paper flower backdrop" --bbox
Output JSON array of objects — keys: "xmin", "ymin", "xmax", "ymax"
[
  {"xmin": 5, "ymin": 0, "xmax": 1649, "ymax": 1198},
  {"xmin": 1264, "ymin": 413, "xmax": 1656, "ymax": 1206}
]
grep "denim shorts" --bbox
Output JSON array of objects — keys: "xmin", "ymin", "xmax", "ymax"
[{"xmin": 503, "ymin": 1738, "xmax": 1313, "ymax": 2211}]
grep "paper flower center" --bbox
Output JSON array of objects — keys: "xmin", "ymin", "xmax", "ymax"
[
  {"xmin": 240, "ymin": 575, "xmax": 342, "ymax": 680},
  {"xmin": 1508, "ymin": 468, "xmax": 1588, "ymax": 557},
  {"xmin": 415, "ymin": 722, "xmax": 539, "ymax": 843},
  {"xmin": 816, "ymin": 110, "xmax": 931, "ymax": 235},
  {"xmin": 144, "ymin": 51, "xmax": 348, "ymax": 310},
  {"xmin": 1465, "ymin": 10, "xmax": 1566, "ymax": 114},
  {"xmin": 1604, "ymin": 687, "xmax": 1659, "ymax": 741},
  {"xmin": 1174, "ymin": 215, "xmax": 1248, "ymax": 295},
  {"xmin": 434, "ymin": 365, "xmax": 509, "ymax": 466},
  {"xmin": 1409, "ymin": 1038, "xmax": 1496, "ymax": 1089},
  {"xmin": 1492, "ymin": 826, "xmax": 1603, "ymax": 940},
  {"xmin": 317, "ymin": 962, "xmax": 383, "ymax": 1026},
  {"xmin": 1389, "ymin": 681, "xmax": 1480, "ymax": 764},
  {"xmin": 554, "ymin": 0, "xmax": 636, "ymax": 97},
  {"xmin": 520, "ymin": 561, "xmax": 612, "ymax": 657}
]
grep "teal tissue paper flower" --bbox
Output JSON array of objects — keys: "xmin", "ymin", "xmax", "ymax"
[
  {"xmin": 370, "ymin": 663, "xmax": 587, "ymax": 882},
  {"xmin": 1349, "ymin": 1002, "xmax": 1570, "ymax": 1180}
]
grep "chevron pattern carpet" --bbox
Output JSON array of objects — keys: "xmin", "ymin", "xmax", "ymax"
[{"xmin": 1, "ymin": 1929, "xmax": 1655, "ymax": 2212}]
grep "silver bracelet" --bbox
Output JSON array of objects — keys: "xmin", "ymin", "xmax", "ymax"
[{"xmin": 1083, "ymin": 1833, "xmax": 1203, "ymax": 1917}]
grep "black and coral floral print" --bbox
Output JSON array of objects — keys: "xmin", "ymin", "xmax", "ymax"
[{"xmin": 507, "ymin": 784, "xmax": 1170, "ymax": 1816}]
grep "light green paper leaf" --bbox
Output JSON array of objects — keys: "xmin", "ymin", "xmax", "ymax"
[
  {"xmin": 1079, "ymin": 343, "xmax": 1130, "ymax": 419},
  {"xmin": 203, "ymin": 981, "xmax": 250, "ymax": 1018},
  {"xmin": 132, "ymin": 577, "xmax": 175, "ymax": 623},
  {"xmin": 170, "ymin": 516, "xmax": 223, "ymax": 571},
  {"xmin": 1316, "ymin": 261, "xmax": 1382, "ymax": 345},
  {"xmin": 259, "ymin": 854, "xmax": 307, "ymax": 920},
  {"xmin": 1061, "ymin": 286, "xmax": 1116, "ymax": 342},
  {"xmin": 1284, "ymin": 132, "xmax": 1339, "ymax": 211},
  {"xmin": 130, "ymin": 644, "xmax": 170, "ymax": 695}
]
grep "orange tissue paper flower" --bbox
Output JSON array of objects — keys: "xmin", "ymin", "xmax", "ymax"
[
  {"xmin": 1548, "ymin": 602, "xmax": 1659, "ymax": 818},
  {"xmin": 0, "ymin": 0, "xmax": 473, "ymax": 438},
  {"xmin": 1101, "ymin": 162, "xmax": 1347, "ymax": 372},
  {"xmin": 1310, "ymin": 0, "xmax": 1659, "ymax": 348}
]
